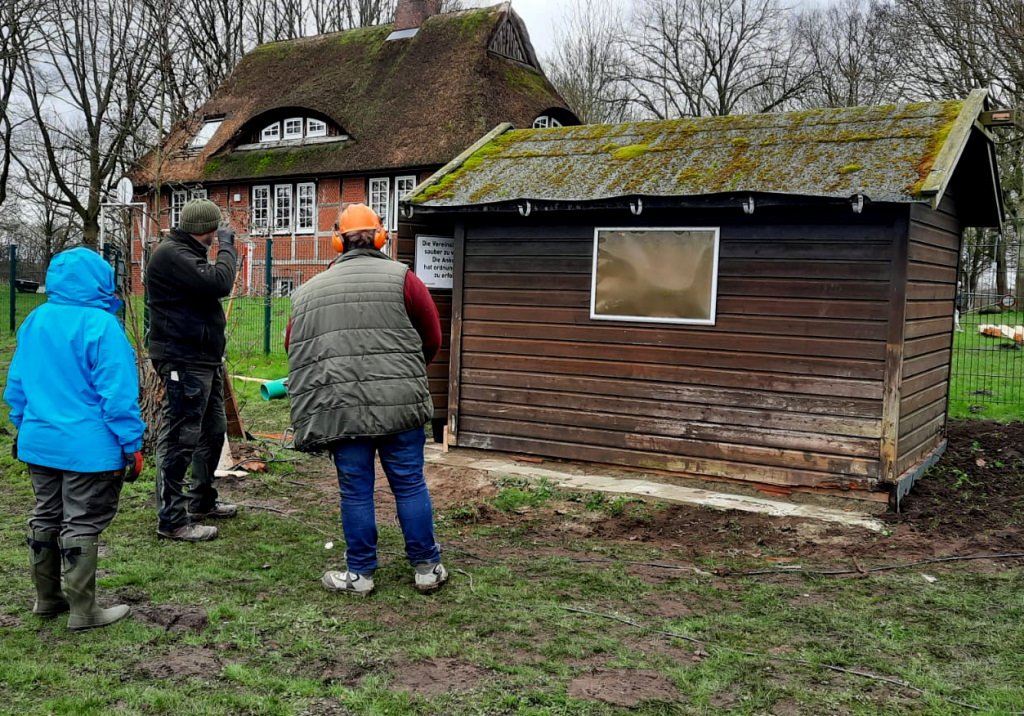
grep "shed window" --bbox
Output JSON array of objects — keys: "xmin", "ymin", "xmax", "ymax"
[
  {"xmin": 274, "ymin": 185, "xmax": 293, "ymax": 233},
  {"xmin": 591, "ymin": 227, "xmax": 720, "ymax": 325},
  {"xmin": 296, "ymin": 182, "xmax": 316, "ymax": 233},
  {"xmin": 368, "ymin": 177, "xmax": 390, "ymax": 231},
  {"xmin": 251, "ymin": 186, "xmax": 270, "ymax": 230}
]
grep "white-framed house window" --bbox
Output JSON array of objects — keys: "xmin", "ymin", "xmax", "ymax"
[
  {"xmin": 283, "ymin": 118, "xmax": 303, "ymax": 139},
  {"xmin": 189, "ymin": 118, "xmax": 223, "ymax": 149},
  {"xmin": 274, "ymin": 277, "xmax": 295, "ymax": 296},
  {"xmin": 170, "ymin": 190, "xmax": 187, "ymax": 228},
  {"xmin": 590, "ymin": 227, "xmax": 720, "ymax": 325},
  {"xmin": 274, "ymin": 185, "xmax": 293, "ymax": 233},
  {"xmin": 533, "ymin": 115, "xmax": 562, "ymax": 129},
  {"xmin": 296, "ymin": 183, "xmax": 316, "ymax": 233},
  {"xmin": 251, "ymin": 185, "xmax": 270, "ymax": 231},
  {"xmin": 169, "ymin": 187, "xmax": 207, "ymax": 229},
  {"xmin": 391, "ymin": 175, "xmax": 417, "ymax": 232},
  {"xmin": 251, "ymin": 182, "xmax": 315, "ymax": 236},
  {"xmin": 306, "ymin": 118, "xmax": 327, "ymax": 137},
  {"xmin": 260, "ymin": 123, "xmax": 281, "ymax": 142},
  {"xmin": 368, "ymin": 177, "xmax": 390, "ymax": 230}
]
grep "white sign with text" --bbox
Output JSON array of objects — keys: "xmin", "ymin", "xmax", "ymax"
[{"xmin": 415, "ymin": 235, "xmax": 456, "ymax": 289}]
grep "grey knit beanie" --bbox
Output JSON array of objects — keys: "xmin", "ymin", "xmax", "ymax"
[{"xmin": 178, "ymin": 198, "xmax": 221, "ymax": 235}]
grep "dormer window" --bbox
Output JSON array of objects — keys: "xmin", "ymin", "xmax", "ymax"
[
  {"xmin": 307, "ymin": 118, "xmax": 327, "ymax": 137},
  {"xmin": 254, "ymin": 115, "xmax": 339, "ymax": 145},
  {"xmin": 189, "ymin": 118, "xmax": 223, "ymax": 149},
  {"xmin": 261, "ymin": 123, "xmax": 281, "ymax": 142},
  {"xmin": 533, "ymin": 115, "xmax": 562, "ymax": 129},
  {"xmin": 283, "ymin": 118, "xmax": 303, "ymax": 139}
]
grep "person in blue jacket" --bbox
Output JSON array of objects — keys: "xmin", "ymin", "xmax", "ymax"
[{"xmin": 4, "ymin": 247, "xmax": 145, "ymax": 631}]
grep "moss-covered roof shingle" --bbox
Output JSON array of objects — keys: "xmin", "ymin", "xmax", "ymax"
[
  {"xmin": 407, "ymin": 90, "xmax": 993, "ymax": 210},
  {"xmin": 134, "ymin": 5, "xmax": 571, "ymax": 185}
]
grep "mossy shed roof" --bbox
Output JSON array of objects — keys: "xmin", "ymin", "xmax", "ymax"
[
  {"xmin": 133, "ymin": 5, "xmax": 571, "ymax": 186},
  {"xmin": 406, "ymin": 89, "xmax": 1002, "ymax": 225}
]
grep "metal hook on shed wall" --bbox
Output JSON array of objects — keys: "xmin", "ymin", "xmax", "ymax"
[
  {"xmin": 518, "ymin": 200, "xmax": 532, "ymax": 217},
  {"xmin": 400, "ymin": 204, "xmax": 414, "ymax": 219},
  {"xmin": 742, "ymin": 196, "xmax": 756, "ymax": 215},
  {"xmin": 851, "ymin": 194, "xmax": 865, "ymax": 214},
  {"xmin": 629, "ymin": 198, "xmax": 643, "ymax": 216}
]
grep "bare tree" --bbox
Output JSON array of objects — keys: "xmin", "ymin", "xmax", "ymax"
[
  {"xmin": 544, "ymin": 0, "xmax": 634, "ymax": 124},
  {"xmin": 16, "ymin": 0, "xmax": 159, "ymax": 247},
  {"xmin": 0, "ymin": 0, "xmax": 43, "ymax": 208},
  {"xmin": 621, "ymin": 0, "xmax": 812, "ymax": 118},
  {"xmin": 794, "ymin": 0, "xmax": 903, "ymax": 108}
]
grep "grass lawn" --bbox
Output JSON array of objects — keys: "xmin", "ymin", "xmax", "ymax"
[{"xmin": 1, "ymin": 331, "xmax": 1024, "ymax": 714}]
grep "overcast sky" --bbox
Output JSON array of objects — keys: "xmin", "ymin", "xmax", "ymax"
[{"xmin": 508, "ymin": 0, "xmax": 567, "ymax": 60}]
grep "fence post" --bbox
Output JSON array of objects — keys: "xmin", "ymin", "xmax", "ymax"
[
  {"xmin": 264, "ymin": 238, "xmax": 273, "ymax": 355},
  {"xmin": 9, "ymin": 244, "xmax": 16, "ymax": 333}
]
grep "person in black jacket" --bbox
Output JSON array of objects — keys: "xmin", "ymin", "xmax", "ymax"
[{"xmin": 146, "ymin": 198, "xmax": 238, "ymax": 542}]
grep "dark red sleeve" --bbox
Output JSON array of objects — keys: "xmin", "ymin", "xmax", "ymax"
[{"xmin": 404, "ymin": 270, "xmax": 442, "ymax": 364}]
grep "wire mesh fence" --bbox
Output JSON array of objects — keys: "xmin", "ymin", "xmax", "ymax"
[{"xmin": 951, "ymin": 227, "xmax": 1023, "ymax": 418}]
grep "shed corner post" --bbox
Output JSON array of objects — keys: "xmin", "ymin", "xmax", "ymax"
[
  {"xmin": 881, "ymin": 212, "xmax": 911, "ymax": 491},
  {"xmin": 445, "ymin": 220, "xmax": 467, "ymax": 447}
]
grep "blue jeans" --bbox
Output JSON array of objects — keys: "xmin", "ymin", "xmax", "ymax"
[{"xmin": 331, "ymin": 427, "xmax": 440, "ymax": 575}]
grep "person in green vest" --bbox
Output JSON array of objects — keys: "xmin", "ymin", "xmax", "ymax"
[{"xmin": 286, "ymin": 203, "xmax": 446, "ymax": 596}]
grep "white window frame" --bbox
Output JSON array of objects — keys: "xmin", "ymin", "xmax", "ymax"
[
  {"xmin": 274, "ymin": 185, "xmax": 293, "ymax": 233},
  {"xmin": 261, "ymin": 123, "xmax": 281, "ymax": 142},
  {"xmin": 533, "ymin": 115, "xmax": 562, "ymax": 129},
  {"xmin": 590, "ymin": 226, "xmax": 721, "ymax": 325},
  {"xmin": 274, "ymin": 277, "xmax": 295, "ymax": 297},
  {"xmin": 306, "ymin": 118, "xmax": 327, "ymax": 137},
  {"xmin": 391, "ymin": 175, "xmax": 417, "ymax": 233},
  {"xmin": 170, "ymin": 189, "xmax": 187, "ymax": 228},
  {"xmin": 189, "ymin": 119, "xmax": 222, "ymax": 149},
  {"xmin": 296, "ymin": 182, "xmax": 316, "ymax": 234},
  {"xmin": 190, "ymin": 188, "xmax": 207, "ymax": 200},
  {"xmin": 251, "ymin": 185, "xmax": 270, "ymax": 232},
  {"xmin": 283, "ymin": 117, "xmax": 304, "ymax": 140},
  {"xmin": 368, "ymin": 177, "xmax": 390, "ymax": 232}
]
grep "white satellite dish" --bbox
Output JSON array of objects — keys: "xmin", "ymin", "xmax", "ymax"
[{"xmin": 115, "ymin": 176, "xmax": 134, "ymax": 204}]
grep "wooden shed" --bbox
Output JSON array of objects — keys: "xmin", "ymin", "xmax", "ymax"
[{"xmin": 399, "ymin": 90, "xmax": 1004, "ymax": 507}]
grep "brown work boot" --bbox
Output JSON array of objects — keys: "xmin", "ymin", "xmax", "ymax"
[{"xmin": 157, "ymin": 524, "xmax": 218, "ymax": 542}]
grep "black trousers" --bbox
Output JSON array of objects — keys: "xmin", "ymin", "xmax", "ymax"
[
  {"xmin": 153, "ymin": 361, "xmax": 226, "ymax": 531},
  {"xmin": 29, "ymin": 466, "xmax": 123, "ymax": 540}
]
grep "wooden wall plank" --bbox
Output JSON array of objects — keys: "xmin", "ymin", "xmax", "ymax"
[{"xmin": 457, "ymin": 431, "xmax": 879, "ymax": 490}]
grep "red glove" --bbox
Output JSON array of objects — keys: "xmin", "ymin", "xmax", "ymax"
[{"xmin": 124, "ymin": 451, "xmax": 144, "ymax": 482}]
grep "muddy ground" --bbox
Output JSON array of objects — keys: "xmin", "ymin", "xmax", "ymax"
[{"xmin": 229, "ymin": 419, "xmax": 1024, "ymax": 568}]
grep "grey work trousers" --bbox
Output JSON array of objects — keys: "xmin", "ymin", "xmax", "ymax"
[
  {"xmin": 153, "ymin": 361, "xmax": 226, "ymax": 532},
  {"xmin": 28, "ymin": 465, "xmax": 124, "ymax": 540}
]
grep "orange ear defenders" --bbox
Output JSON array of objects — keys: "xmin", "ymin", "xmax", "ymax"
[{"xmin": 332, "ymin": 203, "xmax": 388, "ymax": 253}]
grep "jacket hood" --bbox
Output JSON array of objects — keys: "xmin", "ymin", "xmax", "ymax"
[{"xmin": 45, "ymin": 247, "xmax": 121, "ymax": 313}]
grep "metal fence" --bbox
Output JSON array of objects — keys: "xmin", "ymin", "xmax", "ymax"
[{"xmin": 951, "ymin": 226, "xmax": 1024, "ymax": 414}]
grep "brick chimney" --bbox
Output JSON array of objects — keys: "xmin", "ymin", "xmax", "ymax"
[{"xmin": 394, "ymin": 0, "xmax": 442, "ymax": 31}]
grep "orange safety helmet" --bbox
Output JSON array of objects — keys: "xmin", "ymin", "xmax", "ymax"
[{"xmin": 332, "ymin": 203, "xmax": 388, "ymax": 253}]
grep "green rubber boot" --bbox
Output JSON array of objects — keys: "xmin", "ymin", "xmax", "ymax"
[
  {"xmin": 61, "ymin": 537, "xmax": 130, "ymax": 631},
  {"xmin": 27, "ymin": 530, "xmax": 69, "ymax": 618}
]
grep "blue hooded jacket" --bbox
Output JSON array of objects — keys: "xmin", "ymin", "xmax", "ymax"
[{"xmin": 4, "ymin": 248, "xmax": 145, "ymax": 471}]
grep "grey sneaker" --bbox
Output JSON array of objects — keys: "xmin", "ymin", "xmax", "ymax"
[
  {"xmin": 414, "ymin": 563, "xmax": 448, "ymax": 593},
  {"xmin": 190, "ymin": 502, "xmax": 238, "ymax": 519},
  {"xmin": 322, "ymin": 570, "xmax": 374, "ymax": 596},
  {"xmin": 157, "ymin": 524, "xmax": 218, "ymax": 542}
]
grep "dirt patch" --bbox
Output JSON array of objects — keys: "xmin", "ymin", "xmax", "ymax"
[
  {"xmin": 567, "ymin": 668, "xmax": 681, "ymax": 707},
  {"xmin": 320, "ymin": 660, "xmax": 374, "ymax": 687},
  {"xmin": 132, "ymin": 604, "xmax": 209, "ymax": 634},
  {"xmin": 135, "ymin": 646, "xmax": 222, "ymax": 680},
  {"xmin": 0, "ymin": 614, "xmax": 22, "ymax": 628},
  {"xmin": 387, "ymin": 657, "xmax": 493, "ymax": 698}
]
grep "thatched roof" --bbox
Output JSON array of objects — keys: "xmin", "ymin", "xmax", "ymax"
[
  {"xmin": 134, "ymin": 4, "xmax": 572, "ymax": 186},
  {"xmin": 405, "ymin": 90, "xmax": 1002, "ymax": 226}
]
